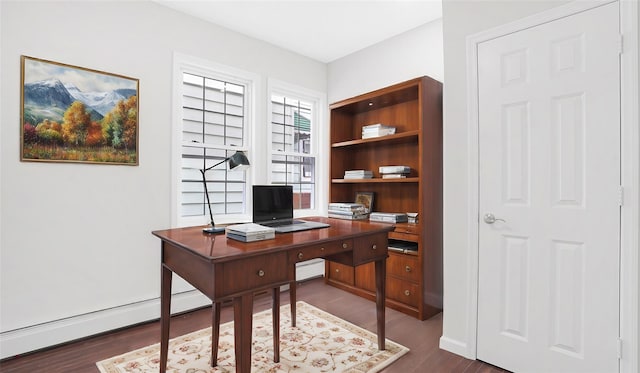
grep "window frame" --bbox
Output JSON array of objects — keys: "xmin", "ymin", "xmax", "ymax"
[
  {"xmin": 267, "ymin": 78, "xmax": 327, "ymax": 218},
  {"xmin": 172, "ymin": 53, "xmax": 258, "ymax": 228}
]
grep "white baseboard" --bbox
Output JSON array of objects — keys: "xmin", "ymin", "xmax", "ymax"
[
  {"xmin": 296, "ymin": 258, "xmax": 324, "ymax": 280},
  {"xmin": 439, "ymin": 335, "xmax": 473, "ymax": 359},
  {"xmin": 0, "ymin": 290, "xmax": 210, "ymax": 360},
  {"xmin": 1, "ymin": 261, "xmax": 326, "ymax": 360}
]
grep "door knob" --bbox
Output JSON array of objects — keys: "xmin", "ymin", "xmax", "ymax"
[{"xmin": 483, "ymin": 213, "xmax": 506, "ymax": 224}]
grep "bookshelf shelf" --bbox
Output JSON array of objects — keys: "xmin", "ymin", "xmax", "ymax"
[
  {"xmin": 331, "ymin": 131, "xmax": 419, "ymax": 148},
  {"xmin": 325, "ymin": 76, "xmax": 443, "ymax": 320},
  {"xmin": 331, "ymin": 177, "xmax": 420, "ymax": 184}
]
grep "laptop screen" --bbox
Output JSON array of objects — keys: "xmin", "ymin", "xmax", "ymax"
[{"xmin": 252, "ymin": 185, "xmax": 293, "ymax": 223}]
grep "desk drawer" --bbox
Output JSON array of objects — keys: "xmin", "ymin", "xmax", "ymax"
[
  {"xmin": 386, "ymin": 277, "xmax": 420, "ymax": 308},
  {"xmin": 393, "ymin": 224, "xmax": 421, "ymax": 235},
  {"xmin": 290, "ymin": 240, "xmax": 352, "ymax": 263},
  {"xmin": 353, "ymin": 233, "xmax": 388, "ymax": 264},
  {"xmin": 328, "ymin": 261, "xmax": 354, "ymax": 285},
  {"xmin": 387, "ymin": 253, "xmax": 420, "ymax": 282},
  {"xmin": 388, "ymin": 231, "xmax": 419, "ymax": 243},
  {"xmin": 220, "ymin": 252, "xmax": 289, "ymax": 296}
]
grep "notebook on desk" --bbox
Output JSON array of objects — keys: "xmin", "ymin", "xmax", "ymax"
[{"xmin": 252, "ymin": 185, "xmax": 330, "ymax": 233}]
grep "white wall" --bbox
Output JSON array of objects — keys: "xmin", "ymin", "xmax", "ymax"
[
  {"xmin": 328, "ymin": 19, "xmax": 443, "ymax": 103},
  {"xmin": 0, "ymin": 0, "xmax": 325, "ymax": 358}
]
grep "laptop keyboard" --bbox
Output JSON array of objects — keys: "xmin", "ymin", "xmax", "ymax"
[{"xmin": 261, "ymin": 219, "xmax": 304, "ymax": 227}]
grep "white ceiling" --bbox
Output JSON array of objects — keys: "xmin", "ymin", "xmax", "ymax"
[{"xmin": 155, "ymin": 1, "xmax": 442, "ymax": 63}]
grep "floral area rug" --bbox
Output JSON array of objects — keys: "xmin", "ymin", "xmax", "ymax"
[{"xmin": 96, "ymin": 301, "xmax": 409, "ymax": 373}]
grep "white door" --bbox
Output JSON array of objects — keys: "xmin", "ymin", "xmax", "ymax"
[{"xmin": 477, "ymin": 3, "xmax": 621, "ymax": 372}]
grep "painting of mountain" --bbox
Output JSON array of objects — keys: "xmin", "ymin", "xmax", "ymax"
[
  {"xmin": 23, "ymin": 79, "xmax": 105, "ymax": 124},
  {"xmin": 20, "ymin": 56, "xmax": 139, "ymax": 165}
]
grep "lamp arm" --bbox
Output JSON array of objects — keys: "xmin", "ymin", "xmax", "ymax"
[
  {"xmin": 199, "ymin": 151, "xmax": 249, "ymax": 233},
  {"xmin": 200, "ymin": 169, "xmax": 216, "ymax": 227},
  {"xmin": 203, "ymin": 156, "xmax": 230, "ymax": 173}
]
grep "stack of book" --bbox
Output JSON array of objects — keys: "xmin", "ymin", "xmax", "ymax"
[
  {"xmin": 362, "ymin": 123, "xmax": 396, "ymax": 139},
  {"xmin": 225, "ymin": 223, "xmax": 275, "ymax": 242},
  {"xmin": 343, "ymin": 170, "xmax": 373, "ymax": 179},
  {"xmin": 328, "ymin": 202, "xmax": 369, "ymax": 220},
  {"xmin": 379, "ymin": 165, "xmax": 411, "ymax": 179},
  {"xmin": 369, "ymin": 212, "xmax": 408, "ymax": 223}
]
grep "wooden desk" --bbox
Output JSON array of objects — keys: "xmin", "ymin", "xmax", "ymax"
[{"xmin": 152, "ymin": 217, "xmax": 393, "ymax": 373}]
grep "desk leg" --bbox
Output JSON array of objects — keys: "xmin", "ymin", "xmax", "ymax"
[
  {"xmin": 272, "ymin": 288, "xmax": 280, "ymax": 363},
  {"xmin": 211, "ymin": 302, "xmax": 221, "ymax": 367},
  {"xmin": 160, "ymin": 265, "xmax": 172, "ymax": 373},
  {"xmin": 290, "ymin": 282, "xmax": 296, "ymax": 327},
  {"xmin": 233, "ymin": 294, "xmax": 253, "ymax": 373},
  {"xmin": 375, "ymin": 258, "xmax": 386, "ymax": 350}
]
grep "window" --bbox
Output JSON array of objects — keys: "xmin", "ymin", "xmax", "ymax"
[
  {"xmin": 174, "ymin": 57, "xmax": 253, "ymax": 226},
  {"xmin": 270, "ymin": 93, "xmax": 318, "ymax": 210},
  {"xmin": 173, "ymin": 55, "xmax": 326, "ymax": 226}
]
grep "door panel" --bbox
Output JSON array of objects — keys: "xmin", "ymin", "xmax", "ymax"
[
  {"xmin": 477, "ymin": 3, "xmax": 620, "ymax": 372},
  {"xmin": 499, "ymin": 234, "xmax": 530, "ymax": 342}
]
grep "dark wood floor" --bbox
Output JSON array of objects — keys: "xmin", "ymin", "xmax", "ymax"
[{"xmin": 0, "ymin": 278, "xmax": 508, "ymax": 373}]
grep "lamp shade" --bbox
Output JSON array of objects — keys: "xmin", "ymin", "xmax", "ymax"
[{"xmin": 228, "ymin": 151, "xmax": 250, "ymax": 171}]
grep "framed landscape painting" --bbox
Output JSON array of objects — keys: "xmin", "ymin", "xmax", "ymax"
[{"xmin": 20, "ymin": 56, "xmax": 139, "ymax": 165}]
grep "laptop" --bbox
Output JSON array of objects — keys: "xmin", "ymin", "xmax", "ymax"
[{"xmin": 252, "ymin": 185, "xmax": 330, "ymax": 233}]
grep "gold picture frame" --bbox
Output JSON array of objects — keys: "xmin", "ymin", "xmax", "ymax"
[{"xmin": 20, "ymin": 55, "xmax": 139, "ymax": 165}]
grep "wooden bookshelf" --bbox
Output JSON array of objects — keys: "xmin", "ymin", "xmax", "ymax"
[{"xmin": 325, "ymin": 76, "xmax": 443, "ymax": 320}]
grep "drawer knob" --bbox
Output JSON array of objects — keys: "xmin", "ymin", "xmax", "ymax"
[
  {"xmin": 404, "ymin": 290, "xmax": 410, "ymax": 296},
  {"xmin": 298, "ymin": 252, "xmax": 304, "ymax": 260},
  {"xmin": 257, "ymin": 269, "xmax": 265, "ymax": 277},
  {"xmin": 335, "ymin": 268, "xmax": 340, "ymax": 273},
  {"xmin": 405, "ymin": 265, "xmax": 411, "ymax": 273},
  {"xmin": 342, "ymin": 243, "xmax": 348, "ymax": 249},
  {"xmin": 372, "ymin": 244, "xmax": 377, "ymax": 250},
  {"xmin": 320, "ymin": 247, "xmax": 325, "ymax": 251}
]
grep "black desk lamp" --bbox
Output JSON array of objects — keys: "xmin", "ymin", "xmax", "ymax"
[{"xmin": 200, "ymin": 151, "xmax": 250, "ymax": 234}]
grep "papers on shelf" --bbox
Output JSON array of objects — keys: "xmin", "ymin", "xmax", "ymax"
[
  {"xmin": 369, "ymin": 212, "xmax": 408, "ymax": 223},
  {"xmin": 379, "ymin": 165, "xmax": 411, "ymax": 179},
  {"xmin": 381, "ymin": 174, "xmax": 407, "ymax": 179},
  {"xmin": 328, "ymin": 202, "xmax": 369, "ymax": 220},
  {"xmin": 343, "ymin": 170, "xmax": 373, "ymax": 179},
  {"xmin": 361, "ymin": 123, "xmax": 396, "ymax": 139},
  {"xmin": 328, "ymin": 202, "xmax": 368, "ymax": 212},
  {"xmin": 328, "ymin": 212, "xmax": 369, "ymax": 220},
  {"xmin": 379, "ymin": 165, "xmax": 410, "ymax": 174}
]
